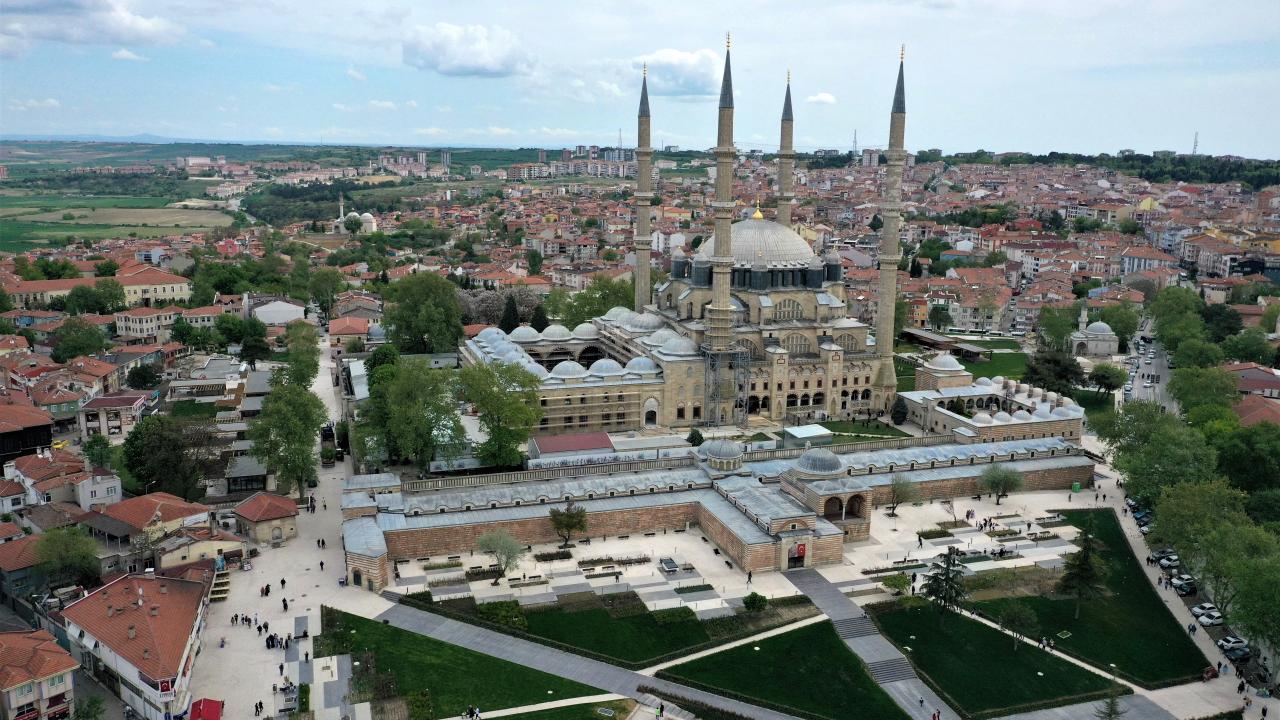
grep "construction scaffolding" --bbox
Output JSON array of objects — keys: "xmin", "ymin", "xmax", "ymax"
[{"xmin": 703, "ymin": 344, "xmax": 749, "ymax": 428}]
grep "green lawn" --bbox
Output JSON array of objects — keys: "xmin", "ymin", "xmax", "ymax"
[
  {"xmin": 315, "ymin": 609, "xmax": 600, "ymax": 717},
  {"xmin": 896, "ymin": 375, "xmax": 916, "ymax": 392},
  {"xmin": 0, "ymin": 195, "xmax": 172, "ymax": 209},
  {"xmin": 973, "ymin": 510, "xmax": 1208, "ymax": 688},
  {"xmin": 966, "ymin": 339, "xmax": 1023, "ymax": 350},
  {"xmin": 0, "ymin": 218, "xmax": 207, "ymax": 249},
  {"xmin": 658, "ymin": 622, "xmax": 908, "ymax": 720},
  {"xmin": 874, "ymin": 604, "xmax": 1122, "ymax": 719},
  {"xmin": 169, "ymin": 400, "xmax": 219, "ymax": 419},
  {"xmin": 523, "ymin": 606, "xmax": 709, "ymax": 664},
  {"xmin": 961, "ymin": 353, "xmax": 1027, "ymax": 379},
  {"xmin": 499, "ymin": 701, "xmax": 633, "ymax": 720},
  {"xmin": 1070, "ymin": 390, "xmax": 1114, "ymax": 427},
  {"xmin": 822, "ymin": 421, "xmax": 910, "ymax": 438}
]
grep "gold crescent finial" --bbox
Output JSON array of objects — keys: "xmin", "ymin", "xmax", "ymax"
[
  {"xmin": 900, "ymin": 44, "xmax": 905, "ymax": 61},
  {"xmin": 726, "ymin": 32, "xmax": 731, "ymax": 50}
]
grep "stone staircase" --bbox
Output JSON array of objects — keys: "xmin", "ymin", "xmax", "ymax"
[
  {"xmin": 831, "ymin": 615, "xmax": 878, "ymax": 639},
  {"xmin": 210, "ymin": 570, "xmax": 230, "ymax": 602},
  {"xmin": 379, "ymin": 589, "xmax": 404, "ymax": 603},
  {"xmin": 867, "ymin": 657, "xmax": 917, "ymax": 684}
]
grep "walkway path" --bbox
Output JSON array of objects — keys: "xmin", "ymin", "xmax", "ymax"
[
  {"xmin": 375, "ymin": 603, "xmax": 806, "ymax": 720},
  {"xmin": 482, "ymin": 694, "xmax": 626, "ymax": 718},
  {"xmin": 786, "ymin": 569, "xmax": 959, "ymax": 720}
]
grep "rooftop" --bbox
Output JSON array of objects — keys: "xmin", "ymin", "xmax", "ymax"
[{"xmin": 0, "ymin": 629, "xmax": 78, "ymax": 691}]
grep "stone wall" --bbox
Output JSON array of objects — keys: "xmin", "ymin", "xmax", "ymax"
[
  {"xmin": 695, "ymin": 503, "xmax": 777, "ymax": 572},
  {"xmin": 868, "ymin": 461, "xmax": 1092, "ymax": 505},
  {"xmin": 346, "ymin": 550, "xmax": 389, "ymax": 592},
  {"xmin": 810, "ymin": 534, "xmax": 846, "ymax": 565}
]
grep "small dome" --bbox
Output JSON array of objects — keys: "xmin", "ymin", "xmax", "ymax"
[
  {"xmin": 345, "ymin": 211, "xmax": 361, "ymax": 219},
  {"xmin": 1060, "ymin": 397, "xmax": 1077, "ymax": 408},
  {"xmin": 572, "ymin": 323, "xmax": 599, "ymax": 339},
  {"xmin": 1053, "ymin": 407, "xmax": 1075, "ymax": 418},
  {"xmin": 1012, "ymin": 410, "xmax": 1033, "ymax": 421},
  {"xmin": 588, "ymin": 358, "xmax": 624, "ymax": 376},
  {"xmin": 624, "ymin": 356, "xmax": 659, "ymax": 373},
  {"xmin": 603, "ymin": 306, "xmax": 631, "ymax": 322},
  {"xmin": 972, "ymin": 412, "xmax": 993, "ymax": 425},
  {"xmin": 993, "ymin": 411, "xmax": 1013, "ymax": 423},
  {"xmin": 699, "ymin": 439, "xmax": 743, "ymax": 460},
  {"xmin": 1044, "ymin": 391, "xmax": 1059, "ymax": 402},
  {"xmin": 550, "ymin": 360, "xmax": 587, "ymax": 378},
  {"xmin": 660, "ymin": 335, "xmax": 699, "ymax": 356},
  {"xmin": 498, "ymin": 348, "xmax": 525, "ymax": 363},
  {"xmin": 541, "ymin": 324, "xmax": 572, "ymax": 341},
  {"xmin": 796, "ymin": 447, "xmax": 843, "ymax": 474},
  {"xmin": 808, "ymin": 255, "xmax": 824, "ymax": 269},
  {"xmin": 519, "ymin": 359, "xmax": 549, "ymax": 379},
  {"xmin": 1085, "ymin": 321, "xmax": 1114, "ymax": 335},
  {"xmin": 991, "ymin": 376, "xmax": 1006, "ymax": 385},
  {"xmin": 624, "ymin": 312, "xmax": 665, "ymax": 333},
  {"xmin": 360, "ymin": 212, "xmax": 375, "ymax": 221},
  {"xmin": 641, "ymin": 328, "xmax": 679, "ymax": 347},
  {"xmin": 1033, "ymin": 404, "xmax": 1053, "ymax": 419},
  {"xmin": 508, "ymin": 326, "xmax": 540, "ymax": 342},
  {"xmin": 477, "ymin": 327, "xmax": 505, "ymax": 341},
  {"xmin": 925, "ymin": 352, "xmax": 964, "ymax": 371},
  {"xmin": 975, "ymin": 377, "xmax": 993, "ymax": 386}
]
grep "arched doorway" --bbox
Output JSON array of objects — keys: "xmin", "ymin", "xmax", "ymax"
[
  {"xmin": 812, "ymin": 392, "xmax": 825, "ymax": 407},
  {"xmin": 271, "ymin": 526, "xmax": 283, "ymax": 541},
  {"xmin": 786, "ymin": 394, "xmax": 798, "ymax": 407},
  {"xmin": 643, "ymin": 397, "xmax": 659, "ymax": 426},
  {"xmin": 352, "ymin": 568, "xmax": 363, "ymax": 587},
  {"xmin": 747, "ymin": 396, "xmax": 761, "ymax": 414},
  {"xmin": 822, "ymin": 497, "xmax": 843, "ymax": 520},
  {"xmin": 577, "ymin": 345, "xmax": 606, "ymax": 366},
  {"xmin": 546, "ymin": 345, "xmax": 574, "ymax": 365},
  {"xmin": 760, "ymin": 396, "xmax": 771, "ymax": 411},
  {"xmin": 849, "ymin": 494, "xmax": 866, "ymax": 519}
]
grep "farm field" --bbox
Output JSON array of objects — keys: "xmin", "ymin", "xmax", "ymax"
[
  {"xmin": 0, "ymin": 220, "xmax": 202, "ymax": 251},
  {"xmin": 19, "ymin": 207, "xmax": 232, "ymax": 226}
]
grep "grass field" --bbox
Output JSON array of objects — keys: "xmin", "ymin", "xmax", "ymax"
[
  {"xmin": 20, "ymin": 207, "xmax": 231, "ymax": 226},
  {"xmin": 874, "ymin": 604, "xmax": 1122, "ymax": 719},
  {"xmin": 169, "ymin": 400, "xmax": 220, "ymax": 419},
  {"xmin": 0, "ymin": 195, "xmax": 172, "ymax": 209},
  {"xmin": 961, "ymin": 353, "xmax": 1027, "ymax": 379},
  {"xmin": 821, "ymin": 421, "xmax": 910, "ymax": 438},
  {"xmin": 973, "ymin": 509, "xmax": 1207, "ymax": 688},
  {"xmin": 315, "ymin": 608, "xmax": 600, "ymax": 717},
  {"xmin": 965, "ymin": 339, "xmax": 1024, "ymax": 350},
  {"xmin": 523, "ymin": 606, "xmax": 710, "ymax": 664},
  {"xmin": 0, "ymin": 219, "xmax": 208, "ymax": 250},
  {"xmin": 658, "ymin": 622, "xmax": 908, "ymax": 720},
  {"xmin": 1070, "ymin": 390, "xmax": 1114, "ymax": 427},
  {"xmin": 896, "ymin": 375, "xmax": 916, "ymax": 391},
  {"xmin": 500, "ymin": 701, "xmax": 634, "ymax": 720}
]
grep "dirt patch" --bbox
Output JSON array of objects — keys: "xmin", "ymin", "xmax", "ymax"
[
  {"xmin": 964, "ymin": 566, "xmax": 1061, "ymax": 600},
  {"xmin": 21, "ymin": 207, "xmax": 232, "ymax": 226}
]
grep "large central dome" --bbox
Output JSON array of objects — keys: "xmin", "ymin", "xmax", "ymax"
[{"xmin": 696, "ymin": 218, "xmax": 816, "ymax": 267}]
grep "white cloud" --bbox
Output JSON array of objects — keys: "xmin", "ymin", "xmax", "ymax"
[
  {"xmin": 332, "ymin": 103, "xmax": 353, "ymax": 112},
  {"xmin": 435, "ymin": 104, "xmax": 453, "ymax": 113},
  {"xmin": 404, "ymin": 100, "xmax": 418, "ymax": 108},
  {"xmin": 9, "ymin": 98, "xmax": 60, "ymax": 111},
  {"xmin": 402, "ymin": 23, "xmax": 532, "ymax": 77},
  {"xmin": 805, "ymin": 92, "xmax": 837, "ymax": 105},
  {"xmin": 263, "ymin": 83, "xmax": 283, "ymax": 93},
  {"xmin": 413, "ymin": 127, "xmax": 446, "ymax": 136},
  {"xmin": 528, "ymin": 126, "xmax": 581, "ymax": 139},
  {"xmin": 465, "ymin": 126, "xmax": 515, "ymax": 136},
  {"xmin": 346, "ymin": 66, "xmax": 366, "ymax": 82},
  {"xmin": 111, "ymin": 48, "xmax": 147, "ymax": 61},
  {"xmin": 369, "ymin": 100, "xmax": 397, "ymax": 110},
  {"xmin": 0, "ymin": 0, "xmax": 184, "ymax": 53},
  {"xmin": 632, "ymin": 48, "xmax": 720, "ymax": 96}
]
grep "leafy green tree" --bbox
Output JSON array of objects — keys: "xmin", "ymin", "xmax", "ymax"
[
  {"xmin": 980, "ymin": 465, "xmax": 1023, "ymax": 505},
  {"xmin": 94, "ymin": 259, "xmax": 118, "ymax": 277},
  {"xmin": 1150, "ymin": 286, "xmax": 1204, "ymax": 323},
  {"xmin": 530, "ymin": 304, "xmax": 550, "ymax": 332},
  {"xmin": 249, "ymin": 383, "xmax": 326, "ymax": 499},
  {"xmin": 1021, "ymin": 348, "xmax": 1084, "ymax": 396},
  {"xmin": 881, "ymin": 574, "xmax": 910, "ymax": 596},
  {"xmin": 1057, "ymin": 525, "xmax": 1106, "ymax": 620},
  {"xmin": 1168, "ymin": 367, "xmax": 1238, "ymax": 414},
  {"xmin": 1214, "ymin": 422, "xmax": 1280, "ymax": 493},
  {"xmin": 385, "ymin": 360, "xmax": 463, "ymax": 470},
  {"xmin": 386, "ymin": 273, "xmax": 463, "ymax": 352},
  {"xmin": 549, "ymin": 501, "xmax": 587, "ymax": 548},
  {"xmin": 526, "ymin": 249, "xmax": 543, "ymax": 275},
  {"xmin": 1153, "ymin": 479, "xmax": 1248, "ymax": 571},
  {"xmin": 1200, "ymin": 304, "xmax": 1243, "ymax": 343},
  {"xmin": 343, "ymin": 215, "xmax": 363, "ymax": 235},
  {"xmin": 239, "ymin": 334, "xmax": 271, "ymax": 369},
  {"xmin": 1092, "ymin": 692, "xmax": 1128, "ymax": 720},
  {"xmin": 344, "ymin": 336, "xmax": 366, "ymax": 354},
  {"xmin": 308, "ymin": 268, "xmax": 346, "ymax": 315},
  {"xmin": 1098, "ymin": 303, "xmax": 1140, "ymax": 352},
  {"xmin": 283, "ymin": 321, "xmax": 321, "ymax": 386},
  {"xmin": 0, "ymin": 288, "xmax": 12, "ymax": 314},
  {"xmin": 1227, "ymin": 553, "xmax": 1280, "ymax": 660},
  {"xmin": 1087, "ymin": 364, "xmax": 1127, "ymax": 397},
  {"xmin": 997, "ymin": 603, "xmax": 1039, "ymax": 652},
  {"xmin": 685, "ymin": 428, "xmax": 704, "ymax": 447},
  {"xmin": 458, "ymin": 361, "xmax": 542, "ymax": 467},
  {"xmin": 886, "ymin": 474, "xmax": 919, "ymax": 517},
  {"xmin": 170, "ymin": 317, "xmax": 196, "ymax": 346},
  {"xmin": 557, "ymin": 277, "xmax": 635, "ymax": 328},
  {"xmin": 1122, "ymin": 422, "xmax": 1218, "ymax": 503},
  {"xmin": 1155, "ymin": 312, "xmax": 1207, "ymax": 355},
  {"xmin": 72, "ymin": 695, "xmax": 106, "ymax": 720},
  {"xmin": 83, "ymin": 433, "xmax": 112, "ymax": 470},
  {"xmin": 94, "ymin": 279, "xmax": 126, "ymax": 312},
  {"xmin": 215, "ymin": 313, "xmax": 246, "ymax": 344},
  {"xmin": 364, "ymin": 344, "xmax": 400, "ymax": 375},
  {"xmin": 922, "ymin": 546, "xmax": 967, "ymax": 616},
  {"xmin": 1036, "ymin": 306, "xmax": 1078, "ymax": 351},
  {"xmin": 927, "ymin": 304, "xmax": 953, "ymax": 331},
  {"xmin": 1260, "ymin": 304, "xmax": 1280, "ymax": 336},
  {"xmin": 63, "ymin": 285, "xmax": 105, "ymax": 315},
  {"xmin": 50, "ymin": 317, "xmax": 108, "ymax": 363},
  {"xmin": 126, "ymin": 363, "xmax": 162, "ymax": 390},
  {"xmin": 123, "ymin": 415, "xmax": 208, "ymax": 500},
  {"xmin": 36, "ymin": 527, "xmax": 101, "ymax": 588},
  {"xmin": 743, "ymin": 592, "xmax": 769, "ymax": 612},
  {"xmin": 1197, "ymin": 521, "xmax": 1276, "ymax": 617},
  {"xmin": 1172, "ymin": 339, "xmax": 1224, "ymax": 369},
  {"xmin": 1117, "ymin": 218, "xmax": 1142, "ymax": 235},
  {"xmin": 475, "ymin": 530, "xmax": 526, "ymax": 585},
  {"xmin": 1220, "ymin": 327, "xmax": 1275, "ymax": 365},
  {"xmin": 1246, "ymin": 488, "xmax": 1280, "ymax": 525},
  {"xmin": 890, "ymin": 396, "xmax": 908, "ymax": 425},
  {"xmin": 498, "ymin": 295, "xmax": 520, "ymax": 333}
]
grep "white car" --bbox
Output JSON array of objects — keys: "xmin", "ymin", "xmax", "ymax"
[
  {"xmin": 1143, "ymin": 381, "xmax": 1154, "ymax": 388},
  {"xmin": 1123, "ymin": 384, "xmax": 1133, "ymax": 392},
  {"xmin": 1217, "ymin": 636, "xmax": 1248, "ymax": 651},
  {"xmin": 1158, "ymin": 554, "xmax": 1180, "ymax": 568},
  {"xmin": 1198, "ymin": 611, "xmax": 1224, "ymax": 627},
  {"xmin": 1190, "ymin": 603, "xmax": 1218, "ymax": 618}
]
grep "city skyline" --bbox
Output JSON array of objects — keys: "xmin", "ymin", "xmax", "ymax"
[{"xmin": 2, "ymin": 0, "xmax": 1278, "ymax": 158}]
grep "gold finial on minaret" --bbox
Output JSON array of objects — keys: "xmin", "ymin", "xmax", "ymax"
[
  {"xmin": 726, "ymin": 32, "xmax": 731, "ymax": 50},
  {"xmin": 900, "ymin": 44, "xmax": 905, "ymax": 61}
]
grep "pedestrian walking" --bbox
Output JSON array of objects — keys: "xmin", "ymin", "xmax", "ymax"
[
  {"xmin": 257, "ymin": 625, "xmax": 263, "ymax": 636},
  {"xmin": 747, "ymin": 571, "xmax": 752, "ymax": 584},
  {"xmin": 281, "ymin": 578, "xmax": 286, "ymax": 589},
  {"xmin": 321, "ymin": 538, "xmax": 327, "ymax": 549},
  {"xmin": 283, "ymin": 598, "xmax": 289, "ymax": 612},
  {"xmin": 305, "ymin": 651, "xmax": 310, "ymax": 663},
  {"xmin": 919, "ymin": 696, "xmax": 925, "ymax": 707},
  {"xmin": 918, "ymin": 535, "xmax": 923, "ymax": 549},
  {"xmin": 264, "ymin": 621, "xmax": 269, "ymax": 633},
  {"xmin": 323, "ymin": 500, "xmax": 327, "ymax": 510},
  {"xmin": 320, "ymin": 560, "xmax": 325, "ymax": 571},
  {"xmin": 279, "ymin": 663, "xmax": 284, "ymax": 676},
  {"xmin": 317, "ymin": 539, "xmax": 321, "ymax": 549}
]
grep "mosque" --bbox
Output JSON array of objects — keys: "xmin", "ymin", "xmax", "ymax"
[
  {"xmin": 331, "ymin": 194, "xmax": 377, "ymax": 235},
  {"xmin": 459, "ymin": 43, "xmax": 901, "ymax": 433},
  {"xmin": 341, "ymin": 45, "xmax": 1096, "ymax": 591}
]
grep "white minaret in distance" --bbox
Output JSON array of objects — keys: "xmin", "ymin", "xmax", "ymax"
[{"xmin": 634, "ymin": 64, "xmax": 653, "ymax": 311}]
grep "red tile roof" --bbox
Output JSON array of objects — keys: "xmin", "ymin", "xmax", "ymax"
[
  {"xmin": 102, "ymin": 492, "xmax": 210, "ymax": 532},
  {"xmin": 0, "ymin": 629, "xmax": 78, "ymax": 691},
  {"xmin": 0, "ymin": 405, "xmax": 52, "ymax": 432},
  {"xmin": 1233, "ymin": 395, "xmax": 1280, "ymax": 428},
  {"xmin": 0, "ymin": 535, "xmax": 41, "ymax": 573},
  {"xmin": 234, "ymin": 492, "xmax": 298, "ymax": 522},
  {"xmin": 327, "ymin": 317, "xmax": 369, "ymax": 336},
  {"xmin": 530, "ymin": 431, "xmax": 614, "ymax": 454},
  {"xmin": 0, "ymin": 522, "xmax": 22, "ymax": 540}
]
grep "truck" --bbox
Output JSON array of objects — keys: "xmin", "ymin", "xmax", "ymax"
[{"xmin": 320, "ymin": 422, "xmax": 337, "ymax": 467}]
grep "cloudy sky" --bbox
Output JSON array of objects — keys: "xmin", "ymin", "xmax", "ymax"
[{"xmin": 2, "ymin": 0, "xmax": 1278, "ymax": 157}]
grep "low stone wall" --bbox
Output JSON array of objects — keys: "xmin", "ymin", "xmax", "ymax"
[{"xmin": 868, "ymin": 461, "xmax": 1093, "ymax": 505}]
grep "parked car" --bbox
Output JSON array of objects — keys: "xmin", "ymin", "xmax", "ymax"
[
  {"xmin": 1217, "ymin": 636, "xmax": 1249, "ymax": 651},
  {"xmin": 1190, "ymin": 603, "xmax": 1219, "ymax": 618},
  {"xmin": 1147, "ymin": 548, "xmax": 1175, "ymax": 562},
  {"xmin": 1140, "ymin": 524, "xmax": 1154, "ymax": 535},
  {"xmin": 1198, "ymin": 611, "xmax": 1224, "ymax": 627},
  {"xmin": 1158, "ymin": 554, "xmax": 1180, "ymax": 569},
  {"xmin": 1224, "ymin": 647, "xmax": 1253, "ymax": 663}
]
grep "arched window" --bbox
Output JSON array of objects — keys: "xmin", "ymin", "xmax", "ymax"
[
  {"xmin": 835, "ymin": 333, "xmax": 861, "ymax": 353},
  {"xmin": 783, "ymin": 333, "xmax": 812, "ymax": 356},
  {"xmin": 774, "ymin": 299, "xmax": 804, "ymax": 321}
]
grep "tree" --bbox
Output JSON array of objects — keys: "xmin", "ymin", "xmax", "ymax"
[
  {"xmin": 50, "ymin": 318, "xmax": 108, "ymax": 363},
  {"xmin": 344, "ymin": 336, "xmax": 366, "ymax": 354},
  {"xmin": 1172, "ymin": 339, "xmax": 1224, "ymax": 369},
  {"xmin": 83, "ymin": 433, "xmax": 112, "ymax": 469},
  {"xmin": 1150, "ymin": 286, "xmax": 1204, "ymax": 323},
  {"xmin": 1261, "ymin": 304, "xmax": 1280, "ymax": 337},
  {"xmin": 922, "ymin": 546, "xmax": 967, "ymax": 615},
  {"xmin": 498, "ymin": 295, "xmax": 520, "ymax": 333},
  {"xmin": 869, "ymin": 214, "xmax": 884, "ymax": 231},
  {"xmin": 882, "ymin": 574, "xmax": 910, "ymax": 596},
  {"xmin": 249, "ymin": 383, "xmax": 326, "ymax": 499},
  {"xmin": 526, "ymin": 249, "xmax": 543, "ymax": 275},
  {"xmin": 94, "ymin": 259, "xmax": 118, "ymax": 277},
  {"xmin": 1214, "ymin": 422, "xmax": 1280, "ymax": 493},
  {"xmin": 72, "ymin": 696, "xmax": 106, "ymax": 720},
  {"xmin": 686, "ymin": 428, "xmax": 704, "ymax": 447},
  {"xmin": 309, "ymin": 268, "xmax": 346, "ymax": 315},
  {"xmin": 890, "ymin": 396, "xmax": 908, "ymax": 425},
  {"xmin": 1120, "ymin": 422, "xmax": 1218, "ymax": 503},
  {"xmin": 886, "ymin": 474, "xmax": 920, "ymax": 517},
  {"xmin": 126, "ymin": 363, "xmax": 162, "ymax": 390},
  {"xmin": 1220, "ymin": 327, "xmax": 1275, "ymax": 365},
  {"xmin": 343, "ymin": 215, "xmax": 363, "ymax": 235},
  {"xmin": 283, "ymin": 321, "xmax": 321, "ymax": 386},
  {"xmin": 215, "ymin": 313, "xmax": 246, "ymax": 344},
  {"xmin": 1154, "ymin": 312, "xmax": 1206, "ymax": 355},
  {"xmin": 1021, "ymin": 348, "xmax": 1084, "ymax": 396},
  {"xmin": 997, "ymin": 603, "xmax": 1039, "ymax": 652},
  {"xmin": 1098, "ymin": 304, "xmax": 1140, "ymax": 352},
  {"xmin": 458, "ymin": 361, "xmax": 542, "ymax": 467},
  {"xmin": 239, "ymin": 334, "xmax": 271, "ymax": 369},
  {"xmin": 364, "ymin": 344, "xmax": 400, "ymax": 375},
  {"xmin": 123, "ymin": 415, "xmax": 208, "ymax": 500},
  {"xmin": 1197, "ymin": 521, "xmax": 1276, "ymax": 617},
  {"xmin": 1201, "ymin": 304, "xmax": 1243, "ymax": 343},
  {"xmin": 530, "ymin": 304, "xmax": 550, "ymax": 332},
  {"xmin": 0, "ymin": 288, "xmax": 11, "ymax": 314},
  {"xmin": 1117, "ymin": 218, "xmax": 1142, "ymax": 235},
  {"xmin": 548, "ymin": 501, "xmax": 588, "ymax": 548},
  {"xmin": 170, "ymin": 317, "xmax": 196, "ymax": 346},
  {"xmin": 1152, "ymin": 479, "xmax": 1248, "ymax": 570},
  {"xmin": 928, "ymin": 304, "xmax": 953, "ymax": 331},
  {"xmin": 385, "ymin": 360, "xmax": 464, "ymax": 470},
  {"xmin": 386, "ymin": 273, "xmax": 463, "ymax": 352},
  {"xmin": 1127, "ymin": 279, "xmax": 1158, "ymax": 303},
  {"xmin": 63, "ymin": 285, "xmax": 105, "ymax": 315},
  {"xmin": 980, "ymin": 465, "xmax": 1023, "ymax": 505},
  {"xmin": 1057, "ymin": 525, "xmax": 1106, "ymax": 620},
  {"xmin": 558, "ymin": 276, "xmax": 634, "ymax": 328},
  {"xmin": 36, "ymin": 527, "xmax": 102, "ymax": 587},
  {"xmin": 1168, "ymin": 367, "xmax": 1238, "ymax": 414},
  {"xmin": 743, "ymin": 592, "xmax": 769, "ymax": 612},
  {"xmin": 1228, "ymin": 553, "xmax": 1280, "ymax": 664},
  {"xmin": 475, "ymin": 530, "xmax": 525, "ymax": 585},
  {"xmin": 1092, "ymin": 692, "xmax": 1129, "ymax": 720},
  {"xmin": 94, "ymin": 278, "xmax": 126, "ymax": 312},
  {"xmin": 1037, "ymin": 306, "xmax": 1078, "ymax": 352},
  {"xmin": 1087, "ymin": 364, "xmax": 1127, "ymax": 397}
]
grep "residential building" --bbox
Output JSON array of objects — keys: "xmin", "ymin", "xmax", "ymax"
[
  {"xmin": 0, "ymin": 629, "xmax": 78, "ymax": 720},
  {"xmin": 233, "ymin": 492, "xmax": 298, "ymax": 544},
  {"xmin": 0, "ymin": 407, "xmax": 52, "ymax": 465},
  {"xmin": 77, "ymin": 392, "xmax": 149, "ymax": 444}
]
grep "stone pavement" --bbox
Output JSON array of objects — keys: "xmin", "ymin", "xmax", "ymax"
[{"xmin": 374, "ymin": 602, "xmax": 806, "ymax": 720}]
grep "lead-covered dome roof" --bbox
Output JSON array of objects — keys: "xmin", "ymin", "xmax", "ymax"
[{"xmin": 696, "ymin": 218, "xmax": 816, "ymax": 267}]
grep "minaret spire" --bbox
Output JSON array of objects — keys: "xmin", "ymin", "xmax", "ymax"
[
  {"xmin": 875, "ymin": 46, "xmax": 909, "ymax": 401},
  {"xmin": 706, "ymin": 34, "xmax": 739, "ymax": 426},
  {"xmin": 634, "ymin": 66, "xmax": 654, "ymax": 311},
  {"xmin": 777, "ymin": 72, "xmax": 795, "ymax": 227}
]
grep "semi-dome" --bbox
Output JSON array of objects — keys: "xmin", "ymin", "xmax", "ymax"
[
  {"xmin": 519, "ymin": 359, "xmax": 549, "ymax": 379},
  {"xmin": 623, "ymin": 312, "xmax": 665, "ymax": 333},
  {"xmin": 1033, "ymin": 404, "xmax": 1053, "ymax": 419},
  {"xmin": 972, "ymin": 412, "xmax": 993, "ymax": 424},
  {"xmin": 696, "ymin": 218, "xmax": 816, "ymax": 266},
  {"xmin": 624, "ymin": 356, "xmax": 659, "ymax": 373},
  {"xmin": 925, "ymin": 352, "xmax": 964, "ymax": 371},
  {"xmin": 541, "ymin": 324, "xmax": 573, "ymax": 341},
  {"xmin": 508, "ymin": 326, "xmax": 541, "ymax": 342},
  {"xmin": 572, "ymin": 323, "xmax": 599, "ymax": 340},
  {"xmin": 795, "ymin": 447, "xmax": 843, "ymax": 475},
  {"xmin": 641, "ymin": 328, "xmax": 678, "ymax": 347},
  {"xmin": 1085, "ymin": 321, "xmax": 1114, "ymax": 335},
  {"xmin": 550, "ymin": 360, "xmax": 587, "ymax": 379},
  {"xmin": 700, "ymin": 439, "xmax": 743, "ymax": 460},
  {"xmin": 1053, "ymin": 406, "xmax": 1076, "ymax": 418},
  {"xmin": 498, "ymin": 348, "xmax": 525, "ymax": 363},
  {"xmin": 975, "ymin": 377, "xmax": 994, "ymax": 386},
  {"xmin": 588, "ymin": 358, "xmax": 624, "ymax": 376},
  {"xmin": 659, "ymin": 335, "xmax": 699, "ymax": 356},
  {"xmin": 993, "ymin": 411, "xmax": 1013, "ymax": 423}
]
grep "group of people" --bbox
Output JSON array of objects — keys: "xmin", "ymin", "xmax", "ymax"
[{"xmin": 463, "ymin": 705, "xmax": 483, "ymax": 719}]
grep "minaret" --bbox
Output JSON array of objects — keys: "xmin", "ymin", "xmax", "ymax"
[
  {"xmin": 777, "ymin": 71, "xmax": 795, "ymax": 228},
  {"xmin": 634, "ymin": 65, "xmax": 654, "ymax": 311},
  {"xmin": 338, "ymin": 193, "xmax": 345, "ymax": 218},
  {"xmin": 875, "ymin": 47, "xmax": 907, "ymax": 396},
  {"xmin": 706, "ymin": 34, "xmax": 736, "ymax": 353}
]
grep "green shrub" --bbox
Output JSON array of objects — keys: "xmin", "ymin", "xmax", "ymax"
[
  {"xmin": 917, "ymin": 528, "xmax": 951, "ymax": 540},
  {"xmin": 401, "ymin": 591, "xmax": 433, "ymax": 609},
  {"xmin": 673, "ymin": 583, "xmax": 714, "ymax": 594},
  {"xmin": 476, "ymin": 600, "xmax": 526, "ymax": 630},
  {"xmin": 652, "ymin": 606, "xmax": 698, "ymax": 625},
  {"xmin": 533, "ymin": 549, "xmax": 572, "ymax": 562},
  {"xmin": 742, "ymin": 592, "xmax": 768, "ymax": 613}
]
